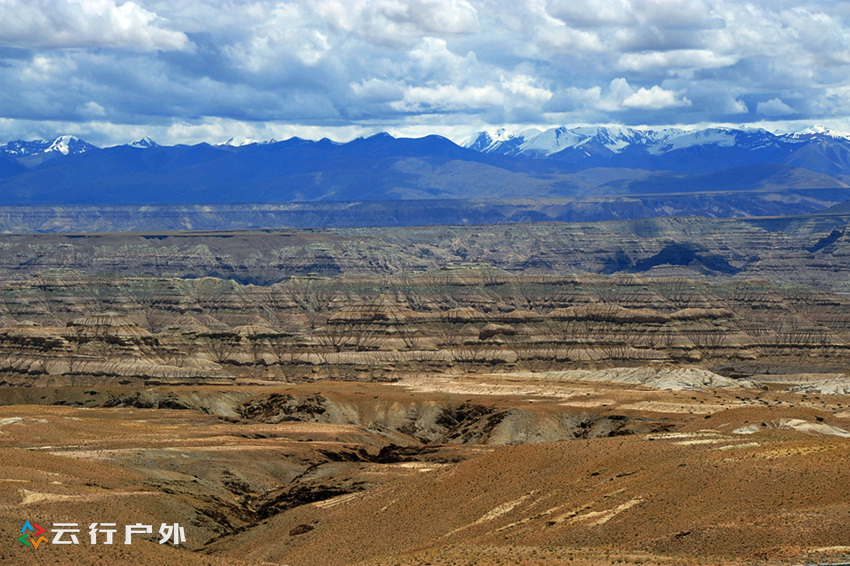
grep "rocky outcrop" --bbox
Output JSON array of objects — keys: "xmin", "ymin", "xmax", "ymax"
[
  {"xmin": 234, "ymin": 392, "xmax": 667, "ymax": 445},
  {"xmin": 789, "ymin": 377, "xmax": 850, "ymax": 395},
  {"xmin": 478, "ymin": 323, "xmax": 516, "ymax": 340},
  {"xmin": 550, "ymin": 305, "xmax": 670, "ymax": 323},
  {"xmin": 534, "ymin": 367, "xmax": 757, "ymax": 390},
  {"xmin": 670, "ymin": 308, "xmax": 735, "ymax": 320}
]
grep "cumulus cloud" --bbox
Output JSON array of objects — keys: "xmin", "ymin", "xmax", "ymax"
[
  {"xmin": 76, "ymin": 101, "xmax": 106, "ymax": 118},
  {"xmin": 350, "ymin": 79, "xmax": 405, "ymax": 103},
  {"xmin": 557, "ymin": 78, "xmax": 690, "ymax": 114},
  {"xmin": 2, "ymin": 0, "xmax": 850, "ymax": 144},
  {"xmin": 632, "ymin": 0, "xmax": 723, "ymax": 31},
  {"xmin": 617, "ymin": 50, "xmax": 738, "ymax": 73},
  {"xmin": 391, "ymin": 84, "xmax": 504, "ymax": 113},
  {"xmin": 314, "ymin": 0, "xmax": 479, "ymax": 48},
  {"xmin": 546, "ymin": 0, "xmax": 635, "ymax": 28},
  {"xmin": 757, "ymin": 97, "xmax": 795, "ymax": 116},
  {"xmin": 20, "ymin": 54, "xmax": 76, "ymax": 81},
  {"xmin": 0, "ymin": 0, "xmax": 189, "ymax": 51},
  {"xmin": 724, "ymin": 97, "xmax": 749, "ymax": 114},
  {"xmin": 623, "ymin": 85, "xmax": 692, "ymax": 109},
  {"xmin": 535, "ymin": 23, "xmax": 604, "ymax": 52},
  {"xmin": 501, "ymin": 74, "xmax": 553, "ymax": 104}
]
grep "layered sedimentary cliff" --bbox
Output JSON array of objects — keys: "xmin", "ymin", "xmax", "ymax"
[
  {"xmin": 1, "ymin": 268, "xmax": 848, "ymax": 385},
  {"xmin": 2, "ymin": 214, "xmax": 850, "ymax": 291}
]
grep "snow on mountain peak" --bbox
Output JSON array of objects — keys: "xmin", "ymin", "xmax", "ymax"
[
  {"xmin": 466, "ymin": 125, "xmax": 688, "ymax": 157},
  {"xmin": 787, "ymin": 125, "xmax": 850, "ymax": 140},
  {"xmin": 464, "ymin": 124, "xmax": 850, "ymax": 158},
  {"xmin": 47, "ymin": 135, "xmax": 80, "ymax": 155},
  {"xmin": 488, "ymin": 128, "xmax": 514, "ymax": 142},
  {"xmin": 463, "ymin": 129, "xmax": 508, "ymax": 149},
  {"xmin": 463, "ymin": 128, "xmax": 538, "ymax": 154},
  {"xmin": 219, "ymin": 136, "xmax": 264, "ymax": 147},
  {"xmin": 129, "ymin": 136, "xmax": 158, "ymax": 149},
  {"xmin": 42, "ymin": 135, "xmax": 97, "ymax": 155},
  {"xmin": 0, "ymin": 139, "xmax": 50, "ymax": 156},
  {"xmin": 647, "ymin": 127, "xmax": 744, "ymax": 155},
  {"xmin": 1, "ymin": 136, "xmax": 98, "ymax": 157},
  {"xmin": 518, "ymin": 127, "xmax": 590, "ymax": 156},
  {"xmin": 515, "ymin": 125, "xmax": 677, "ymax": 156}
]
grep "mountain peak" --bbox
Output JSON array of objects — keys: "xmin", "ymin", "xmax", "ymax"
[
  {"xmin": 219, "ymin": 136, "xmax": 264, "ymax": 147},
  {"xmin": 0, "ymin": 139, "xmax": 50, "ymax": 156},
  {"xmin": 787, "ymin": 125, "xmax": 850, "ymax": 140},
  {"xmin": 463, "ymin": 128, "xmax": 520, "ymax": 152},
  {"xmin": 46, "ymin": 135, "xmax": 96, "ymax": 155},
  {"xmin": 1, "ymin": 135, "xmax": 96, "ymax": 157},
  {"xmin": 466, "ymin": 125, "xmax": 690, "ymax": 157},
  {"xmin": 129, "ymin": 137, "xmax": 158, "ymax": 149},
  {"xmin": 463, "ymin": 128, "xmax": 543, "ymax": 155}
]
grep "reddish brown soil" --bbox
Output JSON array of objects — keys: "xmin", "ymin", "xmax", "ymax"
[{"xmin": 1, "ymin": 378, "xmax": 849, "ymax": 565}]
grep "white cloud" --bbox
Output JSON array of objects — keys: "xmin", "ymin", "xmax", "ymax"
[
  {"xmin": 0, "ymin": 0, "xmax": 189, "ymax": 51},
  {"xmin": 617, "ymin": 49, "xmax": 737, "ymax": 72},
  {"xmin": 820, "ymin": 85, "xmax": 850, "ymax": 108},
  {"xmin": 403, "ymin": 37, "xmax": 486, "ymax": 85},
  {"xmin": 622, "ymin": 85, "xmax": 692, "ymax": 109},
  {"xmin": 630, "ymin": 0, "xmax": 721, "ymax": 30},
  {"xmin": 724, "ymin": 97, "xmax": 749, "ymax": 114},
  {"xmin": 4, "ymin": 0, "xmax": 850, "ymax": 138},
  {"xmin": 313, "ymin": 0, "xmax": 479, "ymax": 48},
  {"xmin": 757, "ymin": 97, "xmax": 795, "ymax": 116},
  {"xmin": 76, "ymin": 101, "xmax": 107, "ymax": 117},
  {"xmin": 391, "ymin": 84, "xmax": 504, "ymax": 113},
  {"xmin": 534, "ymin": 19, "xmax": 605, "ymax": 52},
  {"xmin": 779, "ymin": 7, "xmax": 850, "ymax": 64},
  {"xmin": 562, "ymin": 78, "xmax": 690, "ymax": 113},
  {"xmin": 20, "ymin": 54, "xmax": 76, "ymax": 81},
  {"xmin": 546, "ymin": 0, "xmax": 635, "ymax": 28},
  {"xmin": 350, "ymin": 79, "xmax": 405, "ymax": 103},
  {"xmin": 500, "ymin": 74, "xmax": 552, "ymax": 104},
  {"xmin": 222, "ymin": 4, "xmax": 331, "ymax": 72},
  {"xmin": 547, "ymin": 0, "xmax": 721, "ymax": 33}
]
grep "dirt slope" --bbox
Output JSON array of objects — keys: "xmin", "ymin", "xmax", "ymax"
[{"xmin": 1, "ymin": 378, "xmax": 849, "ymax": 566}]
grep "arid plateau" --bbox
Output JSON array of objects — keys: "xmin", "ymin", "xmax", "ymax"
[{"xmin": 2, "ymin": 216, "xmax": 850, "ymax": 565}]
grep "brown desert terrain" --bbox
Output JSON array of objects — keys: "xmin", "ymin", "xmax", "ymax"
[
  {"xmin": 1, "ymin": 219, "xmax": 850, "ymax": 565},
  {"xmin": 2, "ymin": 378, "xmax": 850, "ymax": 566}
]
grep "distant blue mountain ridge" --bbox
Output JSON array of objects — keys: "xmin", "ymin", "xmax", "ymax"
[{"xmin": 1, "ymin": 126, "xmax": 849, "ymax": 206}]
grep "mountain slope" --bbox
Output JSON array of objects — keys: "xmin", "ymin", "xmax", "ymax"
[
  {"xmin": 598, "ymin": 163, "xmax": 849, "ymax": 195},
  {"xmin": 465, "ymin": 125, "xmax": 850, "ymax": 176},
  {"xmin": 0, "ymin": 134, "xmax": 559, "ymax": 204},
  {"xmin": 1, "ymin": 128, "xmax": 849, "ymax": 206}
]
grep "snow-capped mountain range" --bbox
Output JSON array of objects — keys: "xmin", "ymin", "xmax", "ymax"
[
  {"xmin": 0, "ymin": 134, "xmax": 273, "ymax": 156},
  {"xmin": 2, "ymin": 125, "xmax": 850, "ymax": 208},
  {"xmin": 0, "ymin": 135, "xmax": 98, "ymax": 157},
  {"xmin": 462, "ymin": 125, "xmax": 850, "ymax": 158},
  {"xmin": 464, "ymin": 126, "xmax": 680, "ymax": 156},
  {"xmin": 456, "ymin": 125, "xmax": 850, "ymax": 176},
  {"xmin": 4, "ymin": 125, "xmax": 850, "ymax": 161}
]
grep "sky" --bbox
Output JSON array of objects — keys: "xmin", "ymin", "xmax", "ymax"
[{"xmin": 3, "ymin": 0, "xmax": 850, "ymax": 146}]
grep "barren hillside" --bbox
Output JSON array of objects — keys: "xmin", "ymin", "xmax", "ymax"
[{"xmin": 2, "ymin": 378, "xmax": 850, "ymax": 565}]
